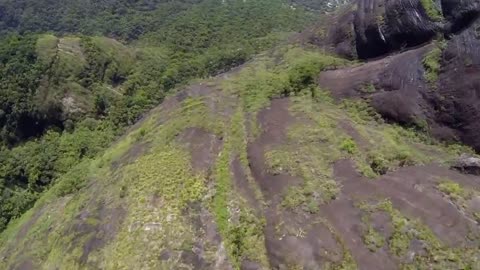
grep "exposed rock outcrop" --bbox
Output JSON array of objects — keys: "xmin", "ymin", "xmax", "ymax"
[
  {"xmin": 315, "ymin": 0, "xmax": 480, "ymax": 151},
  {"xmin": 452, "ymin": 154, "xmax": 480, "ymax": 175},
  {"xmin": 317, "ymin": 0, "xmax": 480, "ymax": 59}
]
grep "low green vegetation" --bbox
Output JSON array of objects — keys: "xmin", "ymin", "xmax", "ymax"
[
  {"xmin": 35, "ymin": 34, "xmax": 58, "ymax": 63},
  {"xmin": 436, "ymin": 178, "xmax": 480, "ymax": 223},
  {"xmin": 257, "ymin": 64, "xmax": 471, "ymax": 207},
  {"xmin": 340, "ymin": 99, "xmax": 384, "ymax": 125},
  {"xmin": 359, "ymin": 83, "xmax": 376, "ymax": 94},
  {"xmin": 419, "ymin": 0, "xmax": 443, "ymax": 21},
  {"xmin": 437, "ymin": 179, "xmax": 469, "ymax": 202},
  {"xmin": 363, "ymin": 224, "xmax": 385, "ymax": 252},
  {"xmin": 241, "ymin": 46, "xmax": 473, "ymax": 213},
  {"xmin": 340, "ymin": 138, "xmax": 358, "ymax": 154},
  {"xmin": 262, "ymin": 89, "xmax": 345, "ymax": 212},
  {"xmin": 358, "ymin": 199, "xmax": 479, "ymax": 268},
  {"xmin": 265, "ymin": 140, "xmax": 341, "ymax": 212},
  {"xmin": 222, "ymin": 46, "xmax": 347, "ymax": 114},
  {"xmin": 422, "ymin": 45, "xmax": 443, "ymax": 85},
  {"xmin": 225, "ymin": 48, "xmax": 349, "ymax": 213},
  {"xmin": 104, "ymin": 145, "xmax": 205, "ymax": 269},
  {"xmin": 212, "ymin": 106, "xmax": 269, "ymax": 269},
  {"xmin": 341, "ymin": 98, "xmax": 471, "ymax": 177}
]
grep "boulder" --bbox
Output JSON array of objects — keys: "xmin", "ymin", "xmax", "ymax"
[{"xmin": 452, "ymin": 154, "xmax": 480, "ymax": 175}]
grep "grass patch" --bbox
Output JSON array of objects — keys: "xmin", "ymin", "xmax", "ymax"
[
  {"xmin": 265, "ymin": 133, "xmax": 341, "ymax": 210},
  {"xmin": 437, "ymin": 180, "xmax": 469, "ymax": 202},
  {"xmin": 422, "ymin": 45, "xmax": 443, "ymax": 86},
  {"xmin": 359, "ymin": 82, "xmax": 376, "ymax": 94},
  {"xmin": 265, "ymin": 93, "xmax": 344, "ymax": 211},
  {"xmin": 147, "ymin": 97, "xmax": 225, "ymax": 145},
  {"xmin": 222, "ymin": 45, "xmax": 348, "ymax": 114},
  {"xmin": 294, "ymin": 95, "xmax": 427, "ymax": 178},
  {"xmin": 436, "ymin": 178, "xmax": 480, "ymax": 220},
  {"xmin": 363, "ymin": 224, "xmax": 385, "ymax": 252},
  {"xmin": 101, "ymin": 97, "xmax": 229, "ymax": 268},
  {"xmin": 361, "ymin": 214, "xmax": 385, "ymax": 252},
  {"xmin": 419, "ymin": 0, "xmax": 443, "ymax": 21},
  {"xmin": 211, "ymin": 106, "xmax": 269, "ymax": 269},
  {"xmin": 340, "ymin": 98, "xmax": 465, "ymax": 177},
  {"xmin": 57, "ymin": 37, "xmax": 87, "ymax": 77},
  {"xmin": 0, "ymin": 96, "xmax": 227, "ymax": 269},
  {"xmin": 340, "ymin": 137, "xmax": 358, "ymax": 154},
  {"xmin": 91, "ymin": 36, "xmax": 136, "ymax": 76},
  {"xmin": 341, "ymin": 99, "xmax": 383, "ymax": 125},
  {"xmin": 103, "ymin": 144, "xmax": 205, "ymax": 269},
  {"xmin": 358, "ymin": 199, "xmax": 479, "ymax": 268}
]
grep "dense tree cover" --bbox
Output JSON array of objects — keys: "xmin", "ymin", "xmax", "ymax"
[
  {"xmin": 0, "ymin": 0, "xmax": 198, "ymax": 40},
  {"xmin": 0, "ymin": 0, "xmax": 334, "ymax": 40},
  {"xmin": 0, "ymin": 119, "xmax": 115, "ymax": 231},
  {"xmin": 0, "ymin": 0, "xmax": 315, "ymax": 231},
  {"xmin": 0, "ymin": 34, "xmax": 51, "ymax": 145}
]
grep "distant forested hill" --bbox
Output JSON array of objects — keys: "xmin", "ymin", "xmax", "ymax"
[
  {"xmin": 0, "ymin": 0, "xmax": 196, "ymax": 39},
  {"xmin": 0, "ymin": 0, "xmax": 336, "ymax": 40}
]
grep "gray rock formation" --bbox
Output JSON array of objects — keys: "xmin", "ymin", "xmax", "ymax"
[{"xmin": 452, "ymin": 154, "xmax": 480, "ymax": 175}]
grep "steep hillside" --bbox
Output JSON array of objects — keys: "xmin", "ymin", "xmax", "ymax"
[
  {"xmin": 2, "ymin": 0, "xmax": 480, "ymax": 269},
  {"xmin": 1, "ymin": 43, "xmax": 479, "ymax": 269},
  {"xmin": 0, "ymin": 0, "xmax": 319, "ymax": 235}
]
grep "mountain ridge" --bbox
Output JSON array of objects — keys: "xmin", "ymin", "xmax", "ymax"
[{"xmin": 2, "ymin": 0, "xmax": 480, "ymax": 269}]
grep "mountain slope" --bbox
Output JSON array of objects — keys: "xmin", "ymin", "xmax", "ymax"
[
  {"xmin": 0, "ymin": 0, "xmax": 318, "ymax": 234},
  {"xmin": 2, "ymin": 0, "xmax": 480, "ymax": 269},
  {"xmin": 1, "ymin": 44, "xmax": 479, "ymax": 269}
]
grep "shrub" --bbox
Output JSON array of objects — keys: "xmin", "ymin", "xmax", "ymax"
[
  {"xmin": 420, "ymin": 0, "xmax": 443, "ymax": 21},
  {"xmin": 340, "ymin": 138, "xmax": 358, "ymax": 154},
  {"xmin": 437, "ymin": 180, "xmax": 466, "ymax": 201},
  {"xmin": 367, "ymin": 153, "xmax": 389, "ymax": 175},
  {"xmin": 423, "ymin": 46, "xmax": 443, "ymax": 85}
]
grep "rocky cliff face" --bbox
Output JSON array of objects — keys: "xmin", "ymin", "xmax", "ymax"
[
  {"xmin": 350, "ymin": 0, "xmax": 480, "ymax": 59},
  {"xmin": 314, "ymin": 0, "xmax": 480, "ymax": 151}
]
